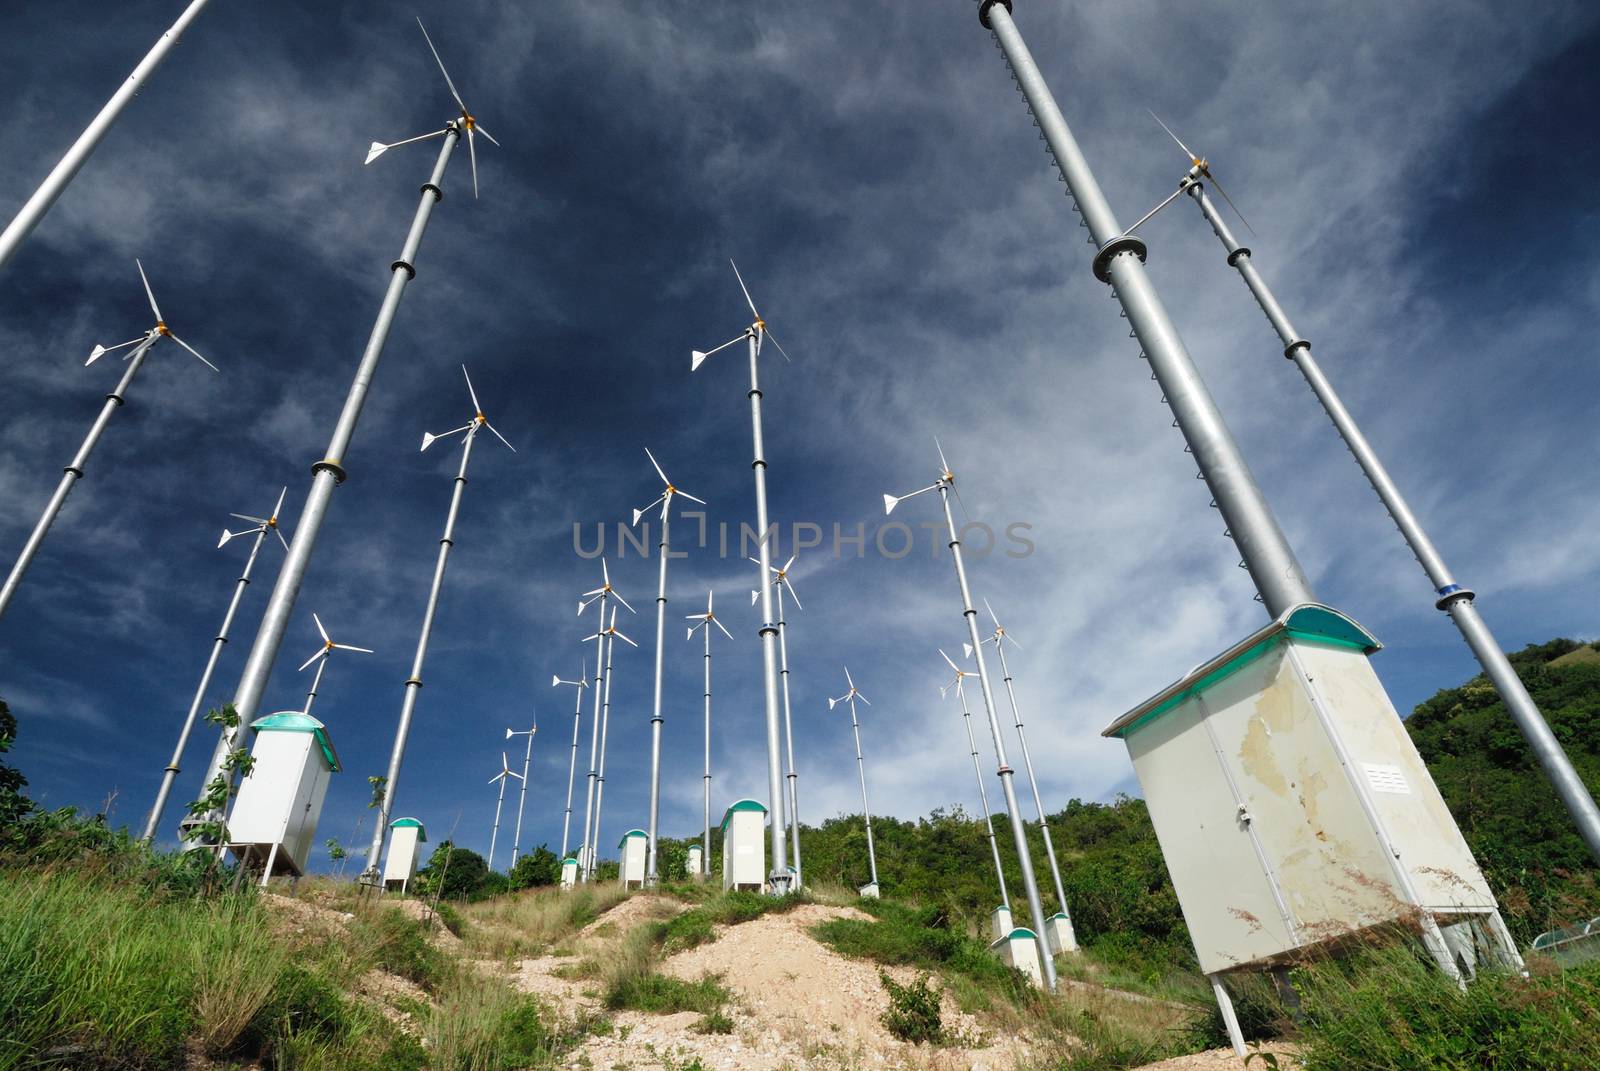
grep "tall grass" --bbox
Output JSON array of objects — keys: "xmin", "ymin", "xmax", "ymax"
[{"xmin": 459, "ymin": 882, "xmax": 631, "ymax": 958}]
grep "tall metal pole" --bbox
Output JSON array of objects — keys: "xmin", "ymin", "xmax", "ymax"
[
  {"xmin": 775, "ymin": 580, "xmax": 803, "ymax": 887},
  {"xmin": 846, "ymin": 693, "xmax": 879, "ymax": 888},
  {"xmin": 194, "ymin": 130, "xmax": 460, "ymax": 828},
  {"xmin": 363, "ymin": 426, "xmax": 478, "ymax": 883},
  {"xmin": 746, "ymin": 333, "xmax": 791, "ymax": 892},
  {"xmin": 488, "ymin": 772, "xmax": 507, "ymax": 871},
  {"xmin": 510, "ymin": 724, "xmax": 535, "ymax": 867},
  {"xmin": 589, "ymin": 610, "xmax": 620, "ymax": 880},
  {"xmin": 556, "ymin": 666, "xmax": 586, "ymax": 860},
  {"xmin": 645, "ymin": 513, "xmax": 671, "ymax": 883},
  {"xmin": 977, "ymin": 0, "xmax": 1314, "ymax": 619},
  {"xmin": 0, "ymin": 0, "xmax": 213, "ymax": 276},
  {"xmin": 301, "ymin": 656, "xmax": 330, "ymax": 718},
  {"xmin": 991, "ymin": 633, "xmax": 1075, "ymax": 943},
  {"xmin": 141, "ymin": 520, "xmax": 267, "ymax": 842},
  {"xmin": 700, "ymin": 618, "xmax": 714, "ymax": 876},
  {"xmin": 955, "ymin": 682, "xmax": 1009, "ymax": 911},
  {"xmin": 578, "ymin": 590, "xmax": 609, "ymax": 881},
  {"xmin": 0, "ymin": 338, "xmax": 155, "ymax": 621},
  {"xmin": 1182, "ymin": 180, "xmax": 1600, "ymax": 864},
  {"xmin": 938, "ymin": 479, "xmax": 1056, "ymax": 991}
]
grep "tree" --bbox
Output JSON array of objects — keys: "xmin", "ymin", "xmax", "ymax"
[
  {"xmin": 0, "ymin": 698, "xmax": 32, "ymax": 829},
  {"xmin": 508, "ymin": 844, "xmax": 559, "ymax": 890},
  {"xmin": 415, "ymin": 840, "xmax": 489, "ymax": 900}
]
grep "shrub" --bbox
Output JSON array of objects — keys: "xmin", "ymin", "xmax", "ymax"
[
  {"xmin": 352, "ymin": 907, "xmax": 445, "ymax": 990},
  {"xmin": 606, "ymin": 972, "xmax": 730, "ymax": 1015},
  {"xmin": 879, "ymin": 971, "xmax": 943, "ymax": 1044}
]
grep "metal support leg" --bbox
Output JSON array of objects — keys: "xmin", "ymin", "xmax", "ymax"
[{"xmin": 1209, "ymin": 974, "xmax": 1247, "ymax": 1058}]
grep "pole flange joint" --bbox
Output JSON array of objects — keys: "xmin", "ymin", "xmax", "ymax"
[
  {"xmin": 1435, "ymin": 584, "xmax": 1476, "ymax": 611},
  {"xmin": 63, "ymin": 465, "xmax": 84, "ymax": 478},
  {"xmin": 390, "ymin": 259, "xmax": 416, "ymax": 280},
  {"xmin": 1225, "ymin": 247, "xmax": 1253, "ymax": 267},
  {"xmin": 1283, "ymin": 339, "xmax": 1311, "ymax": 360},
  {"xmin": 978, "ymin": 0, "xmax": 1013, "ymax": 29},
  {"xmin": 405, "ymin": 676, "xmax": 423, "ymax": 687},
  {"xmin": 1092, "ymin": 235, "xmax": 1148, "ymax": 284},
  {"xmin": 421, "ymin": 182, "xmax": 444, "ymax": 203},
  {"xmin": 312, "ymin": 458, "xmax": 348, "ymax": 483}
]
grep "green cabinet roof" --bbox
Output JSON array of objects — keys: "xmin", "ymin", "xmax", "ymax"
[
  {"xmin": 250, "ymin": 711, "xmax": 341, "ymax": 771},
  {"xmin": 618, "ymin": 829, "xmax": 647, "ymax": 848},
  {"xmin": 389, "ymin": 817, "xmax": 426, "ymax": 841},
  {"xmin": 720, "ymin": 798, "xmax": 767, "ymax": 832}
]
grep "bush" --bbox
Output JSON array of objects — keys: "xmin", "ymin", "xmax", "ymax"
[
  {"xmin": 508, "ymin": 845, "xmax": 559, "ymax": 890},
  {"xmin": 606, "ymin": 972, "xmax": 730, "ymax": 1015},
  {"xmin": 879, "ymin": 971, "xmax": 944, "ymax": 1044}
]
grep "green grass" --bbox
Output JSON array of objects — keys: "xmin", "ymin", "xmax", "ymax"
[
  {"xmin": 458, "ymin": 882, "xmax": 631, "ymax": 958},
  {"xmin": 350, "ymin": 905, "xmax": 446, "ymax": 990},
  {"xmin": 605, "ymin": 973, "xmax": 732, "ymax": 1015}
]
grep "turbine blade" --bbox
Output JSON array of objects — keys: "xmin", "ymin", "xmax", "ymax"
[
  {"xmin": 934, "ymin": 435, "xmax": 950, "ymax": 477},
  {"xmin": 475, "ymin": 123, "xmax": 500, "ymax": 148},
  {"xmin": 780, "ymin": 577, "xmax": 802, "ymax": 611},
  {"xmin": 229, "ymin": 514, "xmax": 269, "ymax": 525},
  {"xmin": 484, "ymin": 419, "xmax": 515, "ymax": 452},
  {"xmin": 729, "ymin": 258, "xmax": 760, "ymax": 321},
  {"xmin": 274, "ymin": 527, "xmax": 291, "ymax": 552},
  {"xmin": 644, "ymin": 446, "xmax": 670, "ymax": 487},
  {"xmin": 488, "ymin": 773, "xmax": 502, "ymax": 785},
  {"xmin": 1207, "ymin": 172, "xmax": 1255, "ymax": 236},
  {"xmin": 462, "ymin": 364, "xmax": 482, "ymax": 413},
  {"xmin": 1006, "ymin": 633, "xmax": 1023, "ymax": 651},
  {"xmin": 984, "ymin": 597, "xmax": 1000, "ymax": 629},
  {"xmin": 714, "ymin": 618, "xmax": 734, "ymax": 641},
  {"xmin": 135, "ymin": 259, "xmax": 163, "ymax": 322},
  {"xmin": 612, "ymin": 629, "xmax": 639, "ymax": 648},
  {"xmin": 857, "ymin": 693, "xmax": 871, "ymax": 706},
  {"xmin": 940, "ymin": 649, "xmax": 959, "ymax": 673},
  {"xmin": 168, "ymin": 333, "xmax": 219, "ymax": 372},
  {"xmin": 333, "ymin": 644, "xmax": 374, "ymax": 654},
  {"xmin": 298, "ymin": 649, "xmax": 326, "ymax": 673},
  {"xmin": 467, "ymin": 126, "xmax": 480, "ymax": 200},
  {"xmin": 271, "ymin": 486, "xmax": 288, "ymax": 522},
  {"xmin": 508, "ymin": 770, "xmax": 524, "ymax": 781},
  {"xmin": 677, "ymin": 490, "xmax": 707, "ymax": 506},
  {"xmin": 845, "ymin": 667, "xmax": 856, "ymax": 689},
  {"xmin": 764, "ymin": 327, "xmax": 793, "ymax": 363},
  {"xmin": 416, "ymin": 18, "xmax": 468, "ymax": 115},
  {"xmin": 611, "ymin": 590, "xmax": 636, "ymax": 614},
  {"xmin": 602, "ymin": 558, "xmax": 611, "ymax": 587},
  {"xmin": 1148, "ymin": 109, "xmax": 1199, "ymax": 164},
  {"xmin": 313, "ymin": 613, "xmax": 329, "ymax": 644},
  {"xmin": 950, "ymin": 482, "xmax": 973, "ymax": 525},
  {"xmin": 707, "ymin": 590, "xmax": 715, "ymax": 613}
]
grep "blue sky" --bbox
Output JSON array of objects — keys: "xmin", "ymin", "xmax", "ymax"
[{"xmin": 1, "ymin": 1, "xmax": 1596, "ymax": 873}]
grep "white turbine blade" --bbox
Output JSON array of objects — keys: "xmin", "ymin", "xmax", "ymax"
[
  {"xmin": 271, "ymin": 486, "xmax": 288, "ymax": 522},
  {"xmin": 508, "ymin": 769, "xmax": 524, "ymax": 781},
  {"xmin": 686, "ymin": 611, "xmax": 709, "ymax": 621},
  {"xmin": 86, "ymin": 335, "xmax": 146, "ymax": 366},
  {"xmin": 857, "ymin": 692, "xmax": 871, "ymax": 706},
  {"xmin": 488, "ymin": 772, "xmax": 503, "ymax": 785},
  {"xmin": 467, "ymin": 126, "xmax": 480, "ymax": 200},
  {"xmin": 416, "ymin": 18, "xmax": 468, "ymax": 115},
  {"xmin": 476, "ymin": 123, "xmax": 500, "ymax": 148},
  {"xmin": 780, "ymin": 576, "xmax": 802, "ymax": 611},
  {"xmin": 135, "ymin": 259, "xmax": 163, "ymax": 322},
  {"xmin": 611, "ymin": 628, "xmax": 639, "ymax": 648},
  {"xmin": 706, "ymin": 590, "xmax": 715, "ymax": 614},
  {"xmin": 274, "ymin": 527, "xmax": 291, "ymax": 552},
  {"xmin": 1206, "ymin": 171, "xmax": 1256, "ymax": 236},
  {"xmin": 782, "ymin": 553, "xmax": 798, "ymax": 574},
  {"xmin": 483, "ymin": 419, "xmax": 515, "ymax": 452},
  {"xmin": 297, "ymin": 648, "xmax": 326, "ymax": 673},
  {"xmin": 764, "ymin": 326, "xmax": 793, "ymax": 364},
  {"xmin": 714, "ymin": 617, "xmax": 734, "ymax": 641},
  {"xmin": 934, "ymin": 435, "xmax": 952, "ymax": 477},
  {"xmin": 611, "ymin": 589, "xmax": 637, "ymax": 614},
  {"xmin": 333, "ymin": 644, "xmax": 374, "ymax": 654},
  {"xmin": 461, "ymin": 363, "xmax": 482, "ymax": 413},
  {"xmin": 312, "ymin": 612, "xmax": 330, "ymax": 644},
  {"xmin": 581, "ymin": 629, "xmax": 603, "ymax": 643},
  {"xmin": 581, "ymin": 585, "xmax": 605, "ymax": 598},
  {"xmin": 601, "ymin": 558, "xmax": 611, "ymax": 588},
  {"xmin": 229, "ymin": 513, "xmax": 270, "ymax": 525},
  {"xmin": 167, "ymin": 333, "xmax": 219, "ymax": 373},
  {"xmin": 1148, "ymin": 109, "xmax": 1200, "ymax": 164},
  {"xmin": 939, "ymin": 648, "xmax": 960, "ymax": 674},
  {"xmin": 984, "ymin": 597, "xmax": 1001, "ymax": 629},
  {"xmin": 677, "ymin": 489, "xmax": 707, "ymax": 507},
  {"xmin": 644, "ymin": 446, "xmax": 670, "ymax": 487},
  {"xmin": 728, "ymin": 258, "xmax": 761, "ymax": 321},
  {"xmin": 1006, "ymin": 632, "xmax": 1023, "ymax": 651},
  {"xmin": 844, "ymin": 666, "xmax": 856, "ymax": 690}
]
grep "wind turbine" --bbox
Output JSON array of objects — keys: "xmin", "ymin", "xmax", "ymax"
[
  {"xmin": 752, "ymin": 552, "xmax": 805, "ymax": 887},
  {"xmin": 295, "ymin": 613, "xmax": 373, "ymax": 718},
  {"xmin": 506, "ymin": 719, "xmax": 537, "ymax": 868},
  {"xmin": 486, "ymin": 751, "xmax": 523, "ymax": 872},
  {"xmin": 141, "ymin": 488, "xmax": 288, "ymax": 844},
  {"xmin": 981, "ymin": 598, "xmax": 1077, "ymax": 951},
  {"xmin": 195, "ymin": 17, "xmax": 497, "ymax": 836},
  {"xmin": 690, "ymin": 258, "xmax": 798, "ymax": 893},
  {"xmin": 584, "ymin": 604, "xmax": 637, "ymax": 879},
  {"xmin": 1147, "ymin": 114, "xmax": 1600, "ymax": 865},
  {"xmin": 360, "ymin": 365, "xmax": 515, "ymax": 888},
  {"xmin": 633, "ymin": 448, "xmax": 706, "ymax": 884},
  {"xmin": 937, "ymin": 648, "xmax": 1009, "ymax": 916},
  {"xmin": 0, "ymin": 260, "xmax": 217, "ymax": 623},
  {"xmin": 885, "ymin": 441, "xmax": 1057, "ymax": 992},
  {"xmin": 687, "ymin": 590, "xmax": 735, "ymax": 878},
  {"xmin": 0, "ymin": 0, "xmax": 214, "ymax": 276},
  {"xmin": 552, "ymin": 664, "xmax": 588, "ymax": 861},
  {"xmin": 576, "ymin": 560, "xmax": 634, "ymax": 880},
  {"xmin": 828, "ymin": 668, "xmax": 880, "ymax": 892}
]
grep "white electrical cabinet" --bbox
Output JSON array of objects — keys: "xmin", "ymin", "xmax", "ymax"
[
  {"xmin": 721, "ymin": 799, "xmax": 767, "ymax": 891},
  {"xmin": 383, "ymin": 817, "xmax": 426, "ymax": 893},
  {"xmin": 618, "ymin": 829, "xmax": 647, "ymax": 887},
  {"xmin": 1103, "ymin": 604, "xmax": 1508, "ymax": 977},
  {"xmin": 686, "ymin": 845, "xmax": 703, "ymax": 878},
  {"xmin": 228, "ymin": 712, "xmax": 341, "ymax": 881}
]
